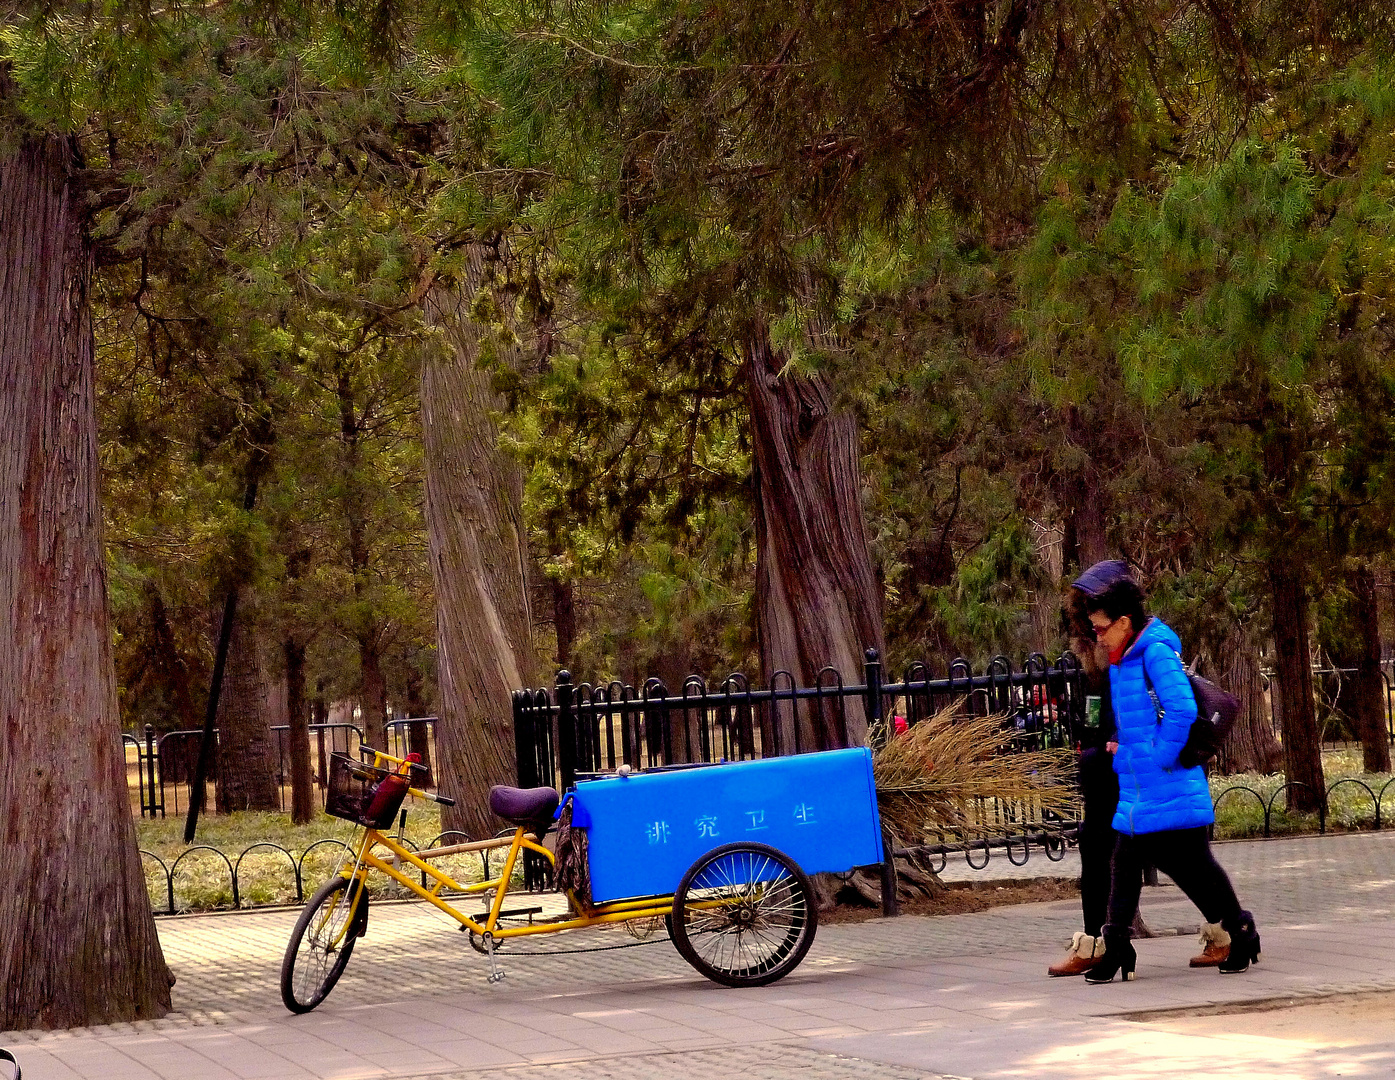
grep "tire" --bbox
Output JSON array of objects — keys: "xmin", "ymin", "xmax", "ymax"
[
  {"xmin": 671, "ymin": 842, "xmax": 816, "ymax": 987},
  {"xmin": 281, "ymin": 875, "xmax": 367, "ymax": 1013}
]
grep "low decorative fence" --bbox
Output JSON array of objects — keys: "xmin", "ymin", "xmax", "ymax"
[
  {"xmin": 123, "ymin": 717, "xmax": 438, "ymax": 817},
  {"xmin": 138, "ymin": 825, "xmax": 493, "ymax": 916}
]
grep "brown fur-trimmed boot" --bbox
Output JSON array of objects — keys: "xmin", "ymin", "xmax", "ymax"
[
  {"xmin": 1049, "ymin": 932, "xmax": 1104, "ymax": 977},
  {"xmin": 1189, "ymin": 923, "xmax": 1231, "ymax": 968}
]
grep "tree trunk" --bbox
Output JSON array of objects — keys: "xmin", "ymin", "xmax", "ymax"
[
  {"xmin": 0, "ymin": 133, "xmax": 172, "ymax": 1028},
  {"xmin": 404, "ymin": 662, "xmax": 434, "ymax": 786},
  {"xmin": 357, "ymin": 634, "xmax": 388, "ymax": 752},
  {"xmin": 214, "ymin": 603, "xmax": 281, "ymax": 812},
  {"xmin": 1268, "ymin": 556, "xmax": 1326, "ymax": 813},
  {"xmin": 552, "ymin": 574, "xmax": 576, "ymax": 670},
  {"xmin": 422, "ymin": 262, "xmax": 535, "ymax": 839},
  {"xmin": 1214, "ymin": 624, "xmax": 1282, "ymax": 775},
  {"xmin": 1351, "ymin": 561, "xmax": 1391, "ymax": 773},
  {"xmin": 146, "ymin": 580, "xmax": 201, "ymax": 731},
  {"xmin": 746, "ymin": 324, "xmax": 884, "ymax": 752},
  {"xmin": 284, "ymin": 636, "xmax": 314, "ymax": 824},
  {"xmin": 1058, "ymin": 406, "xmax": 1110, "ymax": 575}
]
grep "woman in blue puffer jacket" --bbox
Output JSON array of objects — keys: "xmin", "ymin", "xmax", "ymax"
[{"xmin": 1076, "ymin": 563, "xmax": 1261, "ymax": 983}]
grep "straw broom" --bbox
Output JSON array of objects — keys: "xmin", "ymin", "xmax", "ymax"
[{"xmin": 871, "ymin": 705, "xmax": 1079, "ymax": 847}]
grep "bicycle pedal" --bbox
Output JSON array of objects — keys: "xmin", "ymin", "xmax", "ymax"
[{"xmin": 487, "ymin": 970, "xmax": 506, "ymax": 984}]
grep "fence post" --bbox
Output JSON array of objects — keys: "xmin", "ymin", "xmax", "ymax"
[
  {"xmin": 557, "ymin": 670, "xmax": 577, "ymax": 790},
  {"xmin": 512, "ymin": 691, "xmax": 532, "ymax": 787},
  {"xmin": 864, "ymin": 648, "xmax": 884, "ymax": 745},
  {"xmin": 145, "ymin": 724, "xmax": 160, "ymax": 817}
]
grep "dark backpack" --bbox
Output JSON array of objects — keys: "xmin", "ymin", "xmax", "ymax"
[{"xmin": 1142, "ymin": 649, "xmax": 1241, "ymax": 769}]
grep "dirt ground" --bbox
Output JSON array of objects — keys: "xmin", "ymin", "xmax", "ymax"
[
  {"xmin": 821, "ymin": 876, "xmax": 1080, "ymax": 923},
  {"xmin": 1128, "ymin": 990, "xmax": 1395, "ymax": 1047}
]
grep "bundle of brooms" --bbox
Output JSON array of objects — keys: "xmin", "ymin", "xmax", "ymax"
[{"xmin": 871, "ymin": 705, "xmax": 1079, "ymax": 848}]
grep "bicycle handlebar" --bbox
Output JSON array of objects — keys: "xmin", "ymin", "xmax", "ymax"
[{"xmin": 409, "ymin": 787, "xmax": 456, "ymax": 807}]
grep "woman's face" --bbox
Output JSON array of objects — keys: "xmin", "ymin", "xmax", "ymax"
[{"xmin": 1090, "ymin": 611, "xmax": 1133, "ymax": 654}]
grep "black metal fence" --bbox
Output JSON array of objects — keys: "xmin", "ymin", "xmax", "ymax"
[
  {"xmin": 123, "ymin": 717, "xmax": 439, "ymax": 817},
  {"xmin": 513, "ymin": 648, "xmax": 1088, "ymax": 792}
]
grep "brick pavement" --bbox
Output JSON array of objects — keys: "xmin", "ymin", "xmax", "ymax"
[{"xmin": 6, "ymin": 831, "xmax": 1395, "ymax": 1079}]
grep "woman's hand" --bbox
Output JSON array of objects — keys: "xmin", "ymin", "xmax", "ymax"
[{"xmin": 1106, "ymin": 741, "xmax": 1118, "ymax": 754}]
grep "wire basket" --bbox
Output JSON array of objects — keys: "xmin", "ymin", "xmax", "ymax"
[{"xmin": 325, "ymin": 752, "xmax": 426, "ymax": 829}]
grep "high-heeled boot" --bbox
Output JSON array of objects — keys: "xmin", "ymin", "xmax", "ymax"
[
  {"xmin": 1083, "ymin": 935, "xmax": 1136, "ymax": 983},
  {"xmin": 1218, "ymin": 911, "xmax": 1261, "ymax": 974},
  {"xmin": 1049, "ymin": 932, "xmax": 1104, "ymax": 977}
]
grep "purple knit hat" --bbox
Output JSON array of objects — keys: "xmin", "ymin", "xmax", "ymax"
[{"xmin": 1071, "ymin": 559, "xmax": 1134, "ymax": 598}]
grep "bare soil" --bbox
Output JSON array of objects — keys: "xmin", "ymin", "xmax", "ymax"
[{"xmin": 821, "ymin": 876, "xmax": 1079, "ymax": 924}]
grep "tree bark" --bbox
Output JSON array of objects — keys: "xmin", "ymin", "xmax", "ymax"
[
  {"xmin": 551, "ymin": 574, "xmax": 576, "ymax": 670},
  {"xmin": 1268, "ymin": 556, "xmax": 1326, "ymax": 813},
  {"xmin": 746, "ymin": 324, "xmax": 885, "ymax": 752},
  {"xmin": 1351, "ymin": 562, "xmax": 1391, "ymax": 773},
  {"xmin": 422, "ymin": 259, "xmax": 535, "ymax": 839},
  {"xmin": 357, "ymin": 633, "xmax": 388, "ymax": 752},
  {"xmin": 146, "ymin": 579, "xmax": 201, "ymax": 731},
  {"xmin": 0, "ymin": 133, "xmax": 172, "ymax": 1028},
  {"xmin": 214, "ymin": 602, "xmax": 281, "ymax": 812},
  {"xmin": 334, "ymin": 363, "xmax": 391, "ymax": 752},
  {"xmin": 284, "ymin": 636, "xmax": 314, "ymax": 824},
  {"xmin": 1213, "ymin": 624, "xmax": 1282, "ymax": 775},
  {"xmin": 404, "ymin": 662, "xmax": 433, "ymax": 785}
]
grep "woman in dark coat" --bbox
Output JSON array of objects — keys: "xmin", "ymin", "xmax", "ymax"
[{"xmin": 1077, "ymin": 565, "xmax": 1261, "ymax": 983}]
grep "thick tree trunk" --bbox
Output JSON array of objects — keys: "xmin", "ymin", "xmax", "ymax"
[
  {"xmin": 1351, "ymin": 562, "xmax": 1391, "ymax": 773},
  {"xmin": 746, "ymin": 324, "xmax": 885, "ymax": 752},
  {"xmin": 284, "ymin": 637, "xmax": 314, "ymax": 824},
  {"xmin": 404, "ymin": 663, "xmax": 434, "ymax": 785},
  {"xmin": 357, "ymin": 634, "xmax": 388, "ymax": 751},
  {"xmin": 1058, "ymin": 406, "xmax": 1110, "ymax": 574},
  {"xmin": 0, "ymin": 133, "xmax": 172, "ymax": 1028},
  {"xmin": 147, "ymin": 580, "xmax": 201, "ymax": 731},
  {"xmin": 214, "ymin": 603, "xmax": 281, "ymax": 812},
  {"xmin": 1268, "ymin": 556, "xmax": 1326, "ymax": 813},
  {"xmin": 1214, "ymin": 625, "xmax": 1282, "ymax": 775},
  {"xmin": 422, "ymin": 262, "xmax": 535, "ymax": 839},
  {"xmin": 551, "ymin": 574, "xmax": 576, "ymax": 670}
]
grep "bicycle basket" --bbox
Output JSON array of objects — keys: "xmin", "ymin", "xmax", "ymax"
[{"xmin": 325, "ymin": 753, "xmax": 425, "ymax": 828}]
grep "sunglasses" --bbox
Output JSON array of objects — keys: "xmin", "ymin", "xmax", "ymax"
[{"xmin": 1090, "ymin": 615, "xmax": 1121, "ymax": 639}]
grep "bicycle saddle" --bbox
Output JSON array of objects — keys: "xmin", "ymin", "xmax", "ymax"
[{"xmin": 489, "ymin": 785, "xmax": 560, "ymax": 826}]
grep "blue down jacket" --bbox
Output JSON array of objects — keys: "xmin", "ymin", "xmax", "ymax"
[{"xmin": 1110, "ymin": 617, "xmax": 1214, "ymax": 835}]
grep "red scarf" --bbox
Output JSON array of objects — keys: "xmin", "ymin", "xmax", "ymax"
[{"xmin": 1110, "ymin": 629, "xmax": 1139, "ymax": 666}]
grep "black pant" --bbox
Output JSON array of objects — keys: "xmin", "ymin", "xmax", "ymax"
[
  {"xmin": 1104, "ymin": 826, "xmax": 1243, "ymax": 938},
  {"xmin": 1078, "ymin": 747, "xmax": 1120, "ymax": 937}
]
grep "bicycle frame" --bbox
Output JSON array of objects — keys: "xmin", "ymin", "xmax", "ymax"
[{"xmin": 338, "ymin": 824, "xmax": 675, "ymax": 939}]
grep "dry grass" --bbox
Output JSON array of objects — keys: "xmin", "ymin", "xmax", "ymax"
[{"xmin": 872, "ymin": 707, "xmax": 1078, "ymax": 847}]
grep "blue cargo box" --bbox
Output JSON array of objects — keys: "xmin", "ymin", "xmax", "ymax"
[{"xmin": 569, "ymin": 747, "xmax": 884, "ymax": 904}]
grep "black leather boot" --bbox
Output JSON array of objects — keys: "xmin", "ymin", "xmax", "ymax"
[
  {"xmin": 1083, "ymin": 935, "xmax": 1136, "ymax": 983},
  {"xmin": 1218, "ymin": 911, "xmax": 1260, "ymax": 974}
]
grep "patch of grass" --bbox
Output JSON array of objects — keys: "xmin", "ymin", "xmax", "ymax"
[
  {"xmin": 1211, "ymin": 748, "xmax": 1395, "ymax": 840},
  {"xmin": 135, "ymin": 805, "xmax": 521, "ymax": 913}
]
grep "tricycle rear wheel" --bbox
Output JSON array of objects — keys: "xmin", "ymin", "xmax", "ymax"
[{"xmin": 671, "ymin": 842, "xmax": 816, "ymax": 987}]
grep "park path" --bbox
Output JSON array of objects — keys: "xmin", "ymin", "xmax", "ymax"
[{"xmin": 6, "ymin": 830, "xmax": 1395, "ymax": 1078}]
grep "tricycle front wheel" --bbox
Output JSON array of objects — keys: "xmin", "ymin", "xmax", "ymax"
[
  {"xmin": 281, "ymin": 875, "xmax": 367, "ymax": 1013},
  {"xmin": 671, "ymin": 842, "xmax": 816, "ymax": 987}
]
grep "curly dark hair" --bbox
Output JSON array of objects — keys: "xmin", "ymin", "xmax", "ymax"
[{"xmin": 1083, "ymin": 578, "xmax": 1147, "ymax": 633}]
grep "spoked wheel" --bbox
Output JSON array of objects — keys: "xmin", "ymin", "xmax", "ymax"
[
  {"xmin": 281, "ymin": 875, "xmax": 367, "ymax": 1013},
  {"xmin": 671, "ymin": 842, "xmax": 816, "ymax": 987}
]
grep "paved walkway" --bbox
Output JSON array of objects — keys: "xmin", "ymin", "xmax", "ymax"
[{"xmin": 7, "ymin": 831, "xmax": 1395, "ymax": 1078}]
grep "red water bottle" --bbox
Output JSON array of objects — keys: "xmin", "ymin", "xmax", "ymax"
[{"xmin": 363, "ymin": 753, "xmax": 421, "ymax": 824}]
